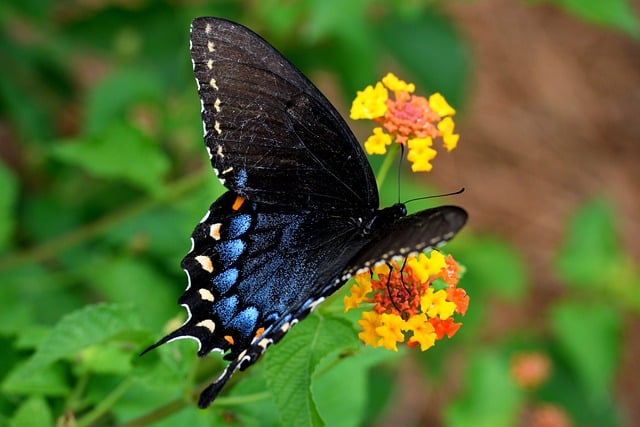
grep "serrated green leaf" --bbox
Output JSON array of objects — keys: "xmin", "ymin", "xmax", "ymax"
[
  {"xmin": 444, "ymin": 351, "xmax": 523, "ymax": 427},
  {"xmin": 8, "ymin": 397, "xmax": 52, "ymax": 427},
  {"xmin": 550, "ymin": 302, "xmax": 621, "ymax": 401},
  {"xmin": 0, "ymin": 161, "xmax": 18, "ymax": 251},
  {"xmin": 24, "ymin": 303, "xmax": 145, "ymax": 372},
  {"xmin": 51, "ymin": 121, "xmax": 170, "ymax": 194},
  {"xmin": 263, "ymin": 315, "xmax": 359, "ymax": 427}
]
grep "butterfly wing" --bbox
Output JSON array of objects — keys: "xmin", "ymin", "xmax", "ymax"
[
  {"xmin": 351, "ymin": 206, "xmax": 468, "ymax": 268},
  {"xmin": 190, "ymin": 17, "xmax": 378, "ymax": 213},
  {"xmin": 145, "ymin": 191, "xmax": 372, "ymax": 407}
]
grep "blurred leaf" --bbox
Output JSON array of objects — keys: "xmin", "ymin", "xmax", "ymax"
[
  {"xmin": 313, "ymin": 347, "xmax": 399, "ymax": 427},
  {"xmin": 77, "ymin": 341, "xmax": 135, "ymax": 375},
  {"xmin": 550, "ymin": 302, "xmax": 621, "ymax": 401},
  {"xmin": 84, "ymin": 68, "xmax": 162, "ymax": 135},
  {"xmin": 557, "ymin": 200, "xmax": 621, "ymax": 285},
  {"xmin": 84, "ymin": 257, "xmax": 177, "ymax": 330},
  {"xmin": 8, "ymin": 396, "xmax": 52, "ymax": 427},
  {"xmin": 532, "ymin": 0, "xmax": 640, "ymax": 38},
  {"xmin": 22, "ymin": 303, "xmax": 145, "ymax": 372},
  {"xmin": 445, "ymin": 350, "xmax": 523, "ymax": 427},
  {"xmin": 2, "ymin": 362, "xmax": 69, "ymax": 396},
  {"xmin": 378, "ymin": 11, "xmax": 470, "ymax": 107},
  {"xmin": 263, "ymin": 314, "xmax": 359, "ymax": 427},
  {"xmin": 0, "ymin": 161, "xmax": 18, "ymax": 251},
  {"xmin": 449, "ymin": 235, "xmax": 528, "ymax": 300},
  {"xmin": 51, "ymin": 121, "xmax": 170, "ymax": 194}
]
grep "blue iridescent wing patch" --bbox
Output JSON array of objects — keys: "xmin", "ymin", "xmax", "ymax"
[{"xmin": 143, "ymin": 17, "xmax": 467, "ymax": 408}]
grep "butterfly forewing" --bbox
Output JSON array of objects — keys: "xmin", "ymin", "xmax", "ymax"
[{"xmin": 190, "ymin": 17, "xmax": 378, "ymax": 213}]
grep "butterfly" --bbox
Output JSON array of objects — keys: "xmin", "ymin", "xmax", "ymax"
[{"xmin": 143, "ymin": 17, "xmax": 467, "ymax": 408}]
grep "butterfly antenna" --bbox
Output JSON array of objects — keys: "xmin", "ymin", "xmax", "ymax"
[{"xmin": 404, "ymin": 187, "xmax": 465, "ymax": 205}]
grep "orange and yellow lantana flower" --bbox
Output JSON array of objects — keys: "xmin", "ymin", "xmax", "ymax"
[
  {"xmin": 344, "ymin": 251, "xmax": 468, "ymax": 352},
  {"xmin": 350, "ymin": 73, "xmax": 459, "ymax": 172}
]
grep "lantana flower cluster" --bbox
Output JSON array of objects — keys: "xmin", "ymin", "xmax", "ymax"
[
  {"xmin": 350, "ymin": 72, "xmax": 459, "ymax": 172},
  {"xmin": 344, "ymin": 250, "xmax": 468, "ymax": 352}
]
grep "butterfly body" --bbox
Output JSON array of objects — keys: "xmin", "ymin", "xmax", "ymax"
[{"xmin": 144, "ymin": 17, "xmax": 467, "ymax": 408}]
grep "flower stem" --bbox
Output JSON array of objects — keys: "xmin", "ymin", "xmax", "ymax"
[{"xmin": 375, "ymin": 144, "xmax": 400, "ymax": 191}]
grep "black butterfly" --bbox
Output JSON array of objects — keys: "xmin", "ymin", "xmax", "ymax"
[{"xmin": 144, "ymin": 17, "xmax": 467, "ymax": 408}]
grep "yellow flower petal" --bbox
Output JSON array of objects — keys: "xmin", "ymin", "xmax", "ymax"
[
  {"xmin": 364, "ymin": 127, "xmax": 392, "ymax": 155},
  {"xmin": 429, "ymin": 93, "xmax": 456, "ymax": 117},
  {"xmin": 382, "ymin": 72, "xmax": 415, "ymax": 93},
  {"xmin": 443, "ymin": 133, "xmax": 459, "ymax": 151},
  {"xmin": 350, "ymin": 82, "xmax": 388, "ymax": 119},
  {"xmin": 405, "ymin": 314, "xmax": 437, "ymax": 351},
  {"xmin": 376, "ymin": 313, "xmax": 406, "ymax": 351},
  {"xmin": 358, "ymin": 311, "xmax": 382, "ymax": 347},
  {"xmin": 407, "ymin": 137, "xmax": 437, "ymax": 172}
]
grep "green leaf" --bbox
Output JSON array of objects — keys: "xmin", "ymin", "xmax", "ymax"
[
  {"xmin": 445, "ymin": 350, "xmax": 523, "ymax": 427},
  {"xmin": 0, "ymin": 161, "xmax": 18, "ymax": 251},
  {"xmin": 84, "ymin": 67, "xmax": 162, "ymax": 135},
  {"xmin": 449, "ymin": 236, "xmax": 528, "ymax": 300},
  {"xmin": 8, "ymin": 397, "xmax": 53, "ymax": 427},
  {"xmin": 263, "ymin": 315, "xmax": 359, "ymax": 427},
  {"xmin": 23, "ymin": 303, "xmax": 145, "ymax": 372},
  {"xmin": 51, "ymin": 121, "xmax": 170, "ymax": 195},
  {"xmin": 313, "ymin": 347, "xmax": 399, "ymax": 427},
  {"xmin": 83, "ymin": 257, "xmax": 177, "ymax": 330},
  {"xmin": 556, "ymin": 199, "xmax": 622, "ymax": 286},
  {"xmin": 3, "ymin": 362, "xmax": 69, "ymax": 396},
  {"xmin": 550, "ymin": 302, "xmax": 621, "ymax": 401},
  {"xmin": 533, "ymin": 0, "xmax": 640, "ymax": 38},
  {"xmin": 377, "ymin": 11, "xmax": 470, "ymax": 107}
]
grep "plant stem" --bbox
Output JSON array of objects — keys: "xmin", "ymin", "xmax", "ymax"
[{"xmin": 374, "ymin": 144, "xmax": 400, "ymax": 191}]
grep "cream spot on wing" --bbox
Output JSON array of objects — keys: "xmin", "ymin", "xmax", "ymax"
[
  {"xmin": 198, "ymin": 288, "xmax": 214, "ymax": 302},
  {"xmin": 209, "ymin": 78, "xmax": 218, "ymax": 90},
  {"xmin": 195, "ymin": 255, "xmax": 214, "ymax": 273},
  {"xmin": 214, "ymin": 98, "xmax": 221, "ymax": 112},
  {"xmin": 210, "ymin": 223, "xmax": 222, "ymax": 240},
  {"xmin": 196, "ymin": 319, "xmax": 215, "ymax": 332},
  {"xmin": 214, "ymin": 121, "xmax": 222, "ymax": 134},
  {"xmin": 207, "ymin": 41, "xmax": 215, "ymax": 52},
  {"xmin": 205, "ymin": 23, "xmax": 212, "ymax": 34},
  {"xmin": 222, "ymin": 166, "xmax": 233, "ymax": 175},
  {"xmin": 207, "ymin": 58, "xmax": 213, "ymax": 69}
]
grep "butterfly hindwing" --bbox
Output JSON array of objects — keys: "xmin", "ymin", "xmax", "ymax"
[{"xmin": 190, "ymin": 17, "xmax": 378, "ymax": 213}]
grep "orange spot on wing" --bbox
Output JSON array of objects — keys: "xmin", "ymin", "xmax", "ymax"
[
  {"xmin": 254, "ymin": 327, "xmax": 265, "ymax": 338},
  {"xmin": 224, "ymin": 335, "xmax": 235, "ymax": 345},
  {"xmin": 232, "ymin": 196, "xmax": 245, "ymax": 211}
]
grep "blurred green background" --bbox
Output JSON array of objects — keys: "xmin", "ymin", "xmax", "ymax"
[{"xmin": 1, "ymin": 0, "xmax": 639, "ymax": 426}]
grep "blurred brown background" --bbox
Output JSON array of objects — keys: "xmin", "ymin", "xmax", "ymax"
[{"xmin": 427, "ymin": 0, "xmax": 639, "ymax": 424}]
